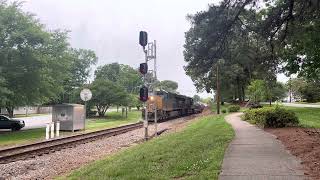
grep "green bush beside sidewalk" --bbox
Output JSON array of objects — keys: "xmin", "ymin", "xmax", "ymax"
[{"xmin": 243, "ymin": 106, "xmax": 299, "ymax": 128}]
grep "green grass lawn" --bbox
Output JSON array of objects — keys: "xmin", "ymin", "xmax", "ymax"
[
  {"xmin": 0, "ymin": 128, "xmax": 45, "ymax": 147},
  {"xmin": 293, "ymin": 102, "xmax": 320, "ymax": 105},
  {"xmin": 284, "ymin": 107, "xmax": 320, "ymax": 128},
  {"xmin": 14, "ymin": 113, "xmax": 50, "ymax": 118},
  {"xmin": 0, "ymin": 111, "xmax": 141, "ymax": 148},
  {"xmin": 247, "ymin": 104, "xmax": 320, "ymax": 128},
  {"xmin": 86, "ymin": 110, "xmax": 141, "ymax": 131},
  {"xmin": 62, "ymin": 115, "xmax": 234, "ymax": 180}
]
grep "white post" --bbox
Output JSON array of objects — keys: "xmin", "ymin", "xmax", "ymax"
[
  {"xmin": 50, "ymin": 122, "xmax": 54, "ymax": 138},
  {"xmin": 84, "ymin": 102, "xmax": 86, "ymax": 131},
  {"xmin": 153, "ymin": 40, "xmax": 157, "ymax": 137},
  {"xmin": 46, "ymin": 124, "xmax": 50, "ymax": 140},
  {"xmin": 144, "ymin": 48, "xmax": 148, "ymax": 141},
  {"xmin": 56, "ymin": 121, "xmax": 60, "ymax": 137},
  {"xmin": 155, "ymin": 104, "xmax": 157, "ymax": 137}
]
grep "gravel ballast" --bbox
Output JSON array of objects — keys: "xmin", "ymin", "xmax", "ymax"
[{"xmin": 0, "ymin": 113, "xmax": 204, "ymax": 179}]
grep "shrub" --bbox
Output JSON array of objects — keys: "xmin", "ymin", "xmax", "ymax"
[
  {"xmin": 249, "ymin": 103, "xmax": 263, "ymax": 109},
  {"xmin": 244, "ymin": 106, "xmax": 299, "ymax": 128},
  {"xmin": 222, "ymin": 109, "xmax": 227, "ymax": 114},
  {"xmin": 228, "ymin": 105, "xmax": 240, "ymax": 112}
]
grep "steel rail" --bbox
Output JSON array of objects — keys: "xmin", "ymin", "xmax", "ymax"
[{"xmin": 0, "ymin": 122, "xmax": 142, "ymax": 164}]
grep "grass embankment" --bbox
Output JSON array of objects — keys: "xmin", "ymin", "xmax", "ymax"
[
  {"xmin": 63, "ymin": 115, "xmax": 234, "ymax": 180},
  {"xmin": 0, "ymin": 111, "xmax": 141, "ymax": 148}
]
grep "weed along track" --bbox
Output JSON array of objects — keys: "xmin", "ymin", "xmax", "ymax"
[{"xmin": 0, "ymin": 122, "xmax": 143, "ymax": 164}]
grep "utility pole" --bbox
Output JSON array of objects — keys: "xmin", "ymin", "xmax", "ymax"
[
  {"xmin": 289, "ymin": 77, "xmax": 292, "ymax": 103},
  {"xmin": 216, "ymin": 59, "xmax": 224, "ymax": 114},
  {"xmin": 216, "ymin": 63, "xmax": 220, "ymax": 114}
]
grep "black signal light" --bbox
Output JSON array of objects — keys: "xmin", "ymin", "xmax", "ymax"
[
  {"xmin": 140, "ymin": 86, "xmax": 148, "ymax": 102},
  {"xmin": 139, "ymin": 31, "xmax": 148, "ymax": 47},
  {"xmin": 139, "ymin": 63, "xmax": 148, "ymax": 75}
]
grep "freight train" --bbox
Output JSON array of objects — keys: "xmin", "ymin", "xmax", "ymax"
[{"xmin": 142, "ymin": 90, "xmax": 204, "ymax": 121}]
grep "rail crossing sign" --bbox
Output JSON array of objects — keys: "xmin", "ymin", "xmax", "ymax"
[{"xmin": 80, "ymin": 88, "xmax": 92, "ymax": 102}]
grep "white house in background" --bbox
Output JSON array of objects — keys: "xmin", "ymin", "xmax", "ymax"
[{"xmin": 0, "ymin": 106, "xmax": 52, "ymax": 115}]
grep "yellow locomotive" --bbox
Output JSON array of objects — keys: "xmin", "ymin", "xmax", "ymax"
[{"xmin": 142, "ymin": 90, "xmax": 196, "ymax": 120}]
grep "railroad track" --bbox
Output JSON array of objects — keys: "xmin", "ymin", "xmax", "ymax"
[{"xmin": 0, "ymin": 122, "xmax": 143, "ymax": 164}]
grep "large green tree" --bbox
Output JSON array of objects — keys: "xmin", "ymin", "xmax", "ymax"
[
  {"xmin": 0, "ymin": 2, "xmax": 67, "ymax": 116},
  {"xmin": 94, "ymin": 63, "xmax": 143, "ymax": 111},
  {"xmin": 264, "ymin": 81, "xmax": 287, "ymax": 105},
  {"xmin": 157, "ymin": 80, "xmax": 178, "ymax": 93},
  {"xmin": 60, "ymin": 48, "xmax": 97, "ymax": 103},
  {"xmin": 184, "ymin": 0, "xmax": 320, "ymax": 100},
  {"xmin": 247, "ymin": 80, "xmax": 266, "ymax": 103},
  {"xmin": 184, "ymin": 4, "xmax": 276, "ymax": 101},
  {"xmin": 94, "ymin": 63, "xmax": 143, "ymax": 94},
  {"xmin": 287, "ymin": 78, "xmax": 320, "ymax": 102},
  {"xmin": 90, "ymin": 79, "xmax": 127, "ymax": 117},
  {"xmin": 0, "ymin": 2, "xmax": 97, "ymax": 116}
]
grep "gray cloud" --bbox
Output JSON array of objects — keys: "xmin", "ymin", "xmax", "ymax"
[{"xmin": 20, "ymin": 0, "xmax": 220, "ymax": 98}]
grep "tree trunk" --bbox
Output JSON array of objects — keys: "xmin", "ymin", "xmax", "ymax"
[
  {"xmin": 242, "ymin": 86, "xmax": 245, "ymax": 102},
  {"xmin": 122, "ymin": 107, "xmax": 125, "ymax": 117},
  {"xmin": 234, "ymin": 83, "xmax": 238, "ymax": 101},
  {"xmin": 97, "ymin": 106, "xmax": 106, "ymax": 117},
  {"xmin": 117, "ymin": 105, "xmax": 119, "ymax": 112},
  {"xmin": 269, "ymin": 99, "xmax": 272, "ymax": 106},
  {"xmin": 125, "ymin": 107, "xmax": 128, "ymax": 118},
  {"xmin": 6, "ymin": 107, "xmax": 14, "ymax": 118},
  {"xmin": 237, "ymin": 78, "xmax": 241, "ymax": 101},
  {"xmin": 137, "ymin": 106, "xmax": 140, "ymax": 110}
]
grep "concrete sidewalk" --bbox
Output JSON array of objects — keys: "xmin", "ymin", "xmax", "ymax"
[{"xmin": 219, "ymin": 113, "xmax": 305, "ymax": 180}]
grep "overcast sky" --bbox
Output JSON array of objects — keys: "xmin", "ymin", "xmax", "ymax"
[
  {"xmin": 17, "ymin": 0, "xmax": 221, "ymax": 98},
  {"xmin": 18, "ymin": 0, "xmax": 288, "ymax": 98}
]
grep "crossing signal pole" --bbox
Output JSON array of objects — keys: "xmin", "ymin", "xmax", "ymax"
[
  {"xmin": 139, "ymin": 31, "xmax": 149, "ymax": 141},
  {"xmin": 139, "ymin": 31, "xmax": 158, "ymax": 140},
  {"xmin": 146, "ymin": 40, "xmax": 158, "ymax": 137}
]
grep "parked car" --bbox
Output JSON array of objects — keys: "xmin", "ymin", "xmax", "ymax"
[{"xmin": 0, "ymin": 115, "xmax": 25, "ymax": 131}]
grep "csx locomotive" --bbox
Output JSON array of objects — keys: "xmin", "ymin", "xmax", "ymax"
[{"xmin": 142, "ymin": 90, "xmax": 203, "ymax": 120}]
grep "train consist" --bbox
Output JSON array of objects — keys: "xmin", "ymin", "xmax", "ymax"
[{"xmin": 142, "ymin": 90, "xmax": 204, "ymax": 120}]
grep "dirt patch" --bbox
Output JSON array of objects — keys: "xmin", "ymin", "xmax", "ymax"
[{"xmin": 266, "ymin": 127, "xmax": 320, "ymax": 179}]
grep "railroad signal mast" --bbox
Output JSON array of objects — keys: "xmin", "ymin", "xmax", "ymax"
[{"xmin": 139, "ymin": 31, "xmax": 158, "ymax": 140}]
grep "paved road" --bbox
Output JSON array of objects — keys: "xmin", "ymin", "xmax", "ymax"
[
  {"xmin": 219, "ymin": 113, "xmax": 305, "ymax": 180},
  {"xmin": 12, "ymin": 108, "xmax": 120, "ymax": 130},
  {"xmin": 13, "ymin": 115, "xmax": 52, "ymax": 130}
]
